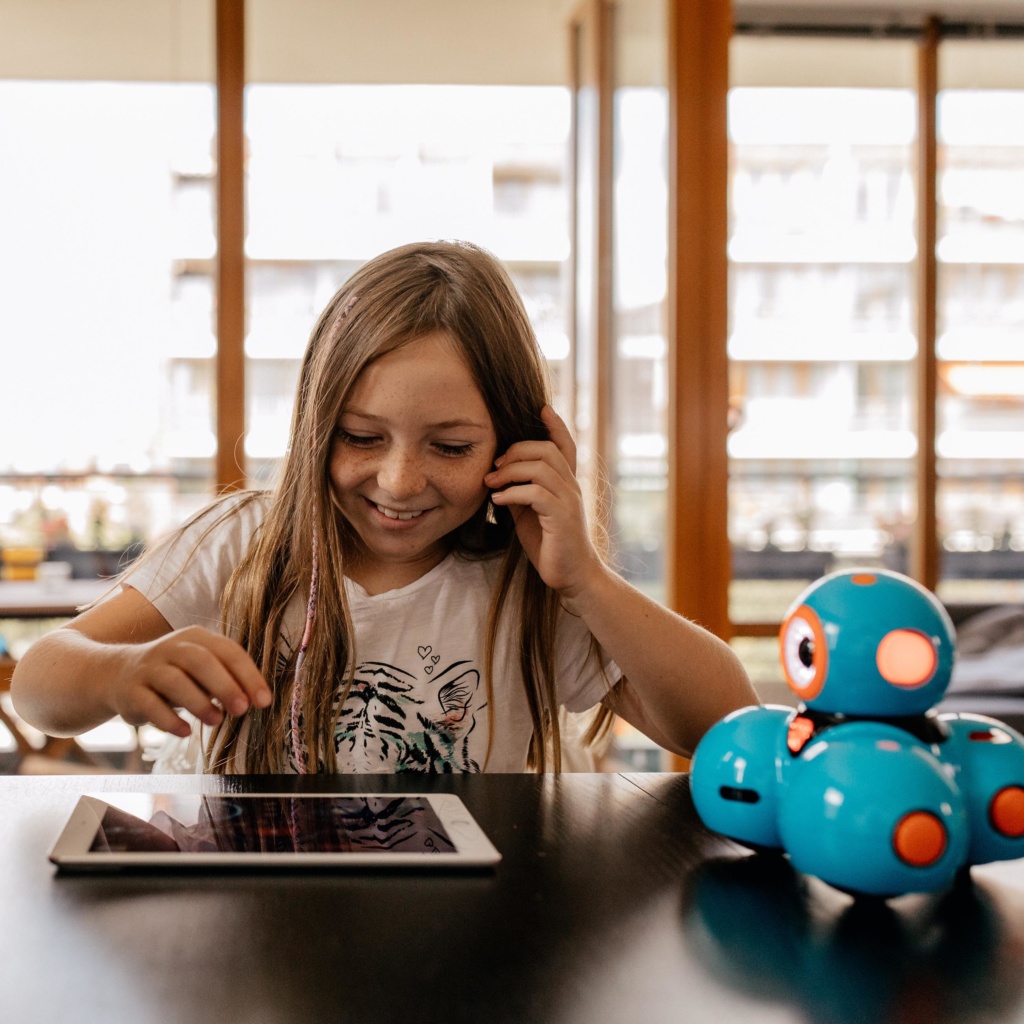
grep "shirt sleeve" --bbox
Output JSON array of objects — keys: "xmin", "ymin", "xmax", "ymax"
[
  {"xmin": 122, "ymin": 496, "xmax": 264, "ymax": 633},
  {"xmin": 554, "ymin": 607, "xmax": 622, "ymax": 712}
]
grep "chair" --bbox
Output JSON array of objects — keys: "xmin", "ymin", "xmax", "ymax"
[{"xmin": 0, "ymin": 655, "xmax": 123, "ymax": 773}]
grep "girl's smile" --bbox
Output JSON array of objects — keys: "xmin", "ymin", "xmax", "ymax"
[
  {"xmin": 329, "ymin": 331, "xmax": 498, "ymax": 593},
  {"xmin": 372, "ymin": 502, "xmax": 427, "ymax": 522}
]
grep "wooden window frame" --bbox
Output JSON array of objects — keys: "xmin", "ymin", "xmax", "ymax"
[
  {"xmin": 666, "ymin": 0, "xmax": 733, "ymax": 640},
  {"xmin": 215, "ymin": 0, "xmax": 246, "ymax": 493},
  {"xmin": 569, "ymin": 0, "xmax": 615, "ymax": 532},
  {"xmin": 912, "ymin": 17, "xmax": 940, "ymax": 592}
]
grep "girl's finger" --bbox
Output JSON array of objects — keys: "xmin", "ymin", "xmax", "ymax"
[
  {"xmin": 149, "ymin": 664, "xmax": 228, "ymax": 728},
  {"xmin": 486, "ymin": 458, "xmax": 572, "ymax": 499},
  {"xmin": 493, "ymin": 441, "xmax": 575, "ymax": 485},
  {"xmin": 165, "ymin": 641, "xmax": 253, "ymax": 718},
  {"xmin": 181, "ymin": 628, "xmax": 272, "ymax": 709},
  {"xmin": 123, "ymin": 687, "xmax": 192, "ymax": 737},
  {"xmin": 490, "ymin": 483, "xmax": 558, "ymax": 515},
  {"xmin": 540, "ymin": 405, "xmax": 577, "ymax": 473}
]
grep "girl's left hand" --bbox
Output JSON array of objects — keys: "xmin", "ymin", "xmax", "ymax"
[{"xmin": 484, "ymin": 405, "xmax": 600, "ymax": 600}]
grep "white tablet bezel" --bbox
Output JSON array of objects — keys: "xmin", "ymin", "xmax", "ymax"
[{"xmin": 48, "ymin": 792, "xmax": 501, "ymax": 870}]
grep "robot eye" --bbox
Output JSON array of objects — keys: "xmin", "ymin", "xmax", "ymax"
[
  {"xmin": 780, "ymin": 605, "xmax": 828, "ymax": 700},
  {"xmin": 798, "ymin": 635, "xmax": 814, "ymax": 668}
]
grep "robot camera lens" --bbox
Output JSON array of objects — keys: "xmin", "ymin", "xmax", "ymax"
[{"xmin": 798, "ymin": 636, "xmax": 815, "ymax": 668}]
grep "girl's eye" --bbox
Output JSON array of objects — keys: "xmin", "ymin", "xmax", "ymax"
[
  {"xmin": 336, "ymin": 429, "xmax": 380, "ymax": 448},
  {"xmin": 433, "ymin": 442, "xmax": 476, "ymax": 457}
]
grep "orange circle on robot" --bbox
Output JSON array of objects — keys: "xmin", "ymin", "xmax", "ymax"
[
  {"xmin": 989, "ymin": 786, "xmax": 1024, "ymax": 839},
  {"xmin": 893, "ymin": 811, "xmax": 947, "ymax": 867},
  {"xmin": 876, "ymin": 629, "xmax": 937, "ymax": 688}
]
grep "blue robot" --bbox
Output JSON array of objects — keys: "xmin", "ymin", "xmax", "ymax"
[{"xmin": 691, "ymin": 568, "xmax": 1024, "ymax": 897}]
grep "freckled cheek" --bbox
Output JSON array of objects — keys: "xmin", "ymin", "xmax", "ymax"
[
  {"xmin": 328, "ymin": 449, "xmax": 375, "ymax": 493},
  {"xmin": 434, "ymin": 462, "xmax": 491, "ymax": 506},
  {"xmin": 328, "ymin": 446, "xmax": 494, "ymax": 506}
]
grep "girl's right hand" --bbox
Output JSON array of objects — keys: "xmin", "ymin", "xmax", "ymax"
[
  {"xmin": 11, "ymin": 584, "xmax": 273, "ymax": 741},
  {"xmin": 111, "ymin": 626, "xmax": 272, "ymax": 738}
]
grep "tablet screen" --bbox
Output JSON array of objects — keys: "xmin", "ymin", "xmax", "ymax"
[{"xmin": 89, "ymin": 794, "xmax": 455, "ymax": 856}]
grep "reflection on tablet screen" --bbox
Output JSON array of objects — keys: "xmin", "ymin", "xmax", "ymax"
[{"xmin": 89, "ymin": 796, "xmax": 456, "ymax": 855}]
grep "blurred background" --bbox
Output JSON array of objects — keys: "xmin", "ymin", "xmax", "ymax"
[{"xmin": 1, "ymin": 0, "xmax": 1022, "ymax": 770}]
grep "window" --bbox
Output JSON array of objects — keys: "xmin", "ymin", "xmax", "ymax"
[
  {"xmin": 936, "ymin": 42, "xmax": 1024, "ymax": 603},
  {"xmin": 0, "ymin": 3, "xmax": 577, "ymax": 566},
  {"xmin": 725, "ymin": 30, "xmax": 1024, "ymax": 700},
  {"xmin": 238, "ymin": 84, "xmax": 573, "ymax": 485},
  {"xmin": 0, "ymin": 74, "xmax": 218, "ymax": 561},
  {"xmin": 610, "ymin": 0, "xmax": 670, "ymax": 603},
  {"xmin": 727, "ymin": 44, "xmax": 919, "ymax": 622}
]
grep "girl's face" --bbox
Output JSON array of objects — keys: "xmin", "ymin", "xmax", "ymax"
[{"xmin": 329, "ymin": 331, "xmax": 498, "ymax": 592}]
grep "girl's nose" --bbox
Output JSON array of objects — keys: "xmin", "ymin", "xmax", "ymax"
[{"xmin": 377, "ymin": 448, "xmax": 426, "ymax": 498}]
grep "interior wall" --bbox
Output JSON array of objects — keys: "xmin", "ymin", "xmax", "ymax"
[
  {"xmin": 0, "ymin": 0, "xmax": 215, "ymax": 81},
  {"xmin": 249, "ymin": 0, "xmax": 578, "ymax": 84},
  {"xmin": 732, "ymin": 37, "xmax": 916, "ymax": 87},
  {"xmin": 5, "ymin": 0, "xmax": 1021, "ymax": 88},
  {"xmin": 0, "ymin": 0, "xmax": 580, "ymax": 85},
  {"xmin": 732, "ymin": 35, "xmax": 1024, "ymax": 88},
  {"xmin": 939, "ymin": 41, "xmax": 1024, "ymax": 87},
  {"xmin": 734, "ymin": 0, "xmax": 1024, "ymax": 30}
]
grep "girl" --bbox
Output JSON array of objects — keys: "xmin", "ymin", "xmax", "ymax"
[{"xmin": 12, "ymin": 241, "xmax": 756, "ymax": 774}]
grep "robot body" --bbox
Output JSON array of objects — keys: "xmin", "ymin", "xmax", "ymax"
[{"xmin": 691, "ymin": 569, "xmax": 1024, "ymax": 897}]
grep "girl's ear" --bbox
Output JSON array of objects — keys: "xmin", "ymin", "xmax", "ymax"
[{"xmin": 455, "ymin": 497, "xmax": 512, "ymax": 553}]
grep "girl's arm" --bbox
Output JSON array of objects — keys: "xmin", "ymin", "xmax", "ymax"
[
  {"xmin": 10, "ymin": 586, "xmax": 271, "ymax": 739},
  {"xmin": 558, "ymin": 565, "xmax": 754, "ymax": 757},
  {"xmin": 486, "ymin": 406, "xmax": 758, "ymax": 757}
]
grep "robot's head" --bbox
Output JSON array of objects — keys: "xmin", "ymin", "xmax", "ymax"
[{"xmin": 779, "ymin": 569, "xmax": 956, "ymax": 716}]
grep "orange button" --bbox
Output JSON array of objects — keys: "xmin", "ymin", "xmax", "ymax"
[
  {"xmin": 989, "ymin": 786, "xmax": 1024, "ymax": 839},
  {"xmin": 876, "ymin": 629, "xmax": 937, "ymax": 688},
  {"xmin": 787, "ymin": 715, "xmax": 815, "ymax": 754},
  {"xmin": 892, "ymin": 811, "xmax": 947, "ymax": 867}
]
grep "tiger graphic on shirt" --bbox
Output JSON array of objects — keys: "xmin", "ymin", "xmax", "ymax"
[{"xmin": 334, "ymin": 658, "xmax": 484, "ymax": 773}]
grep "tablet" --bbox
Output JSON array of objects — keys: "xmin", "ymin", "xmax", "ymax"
[{"xmin": 48, "ymin": 792, "xmax": 501, "ymax": 870}]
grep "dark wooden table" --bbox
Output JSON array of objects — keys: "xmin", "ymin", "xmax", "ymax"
[{"xmin": 5, "ymin": 771, "xmax": 1024, "ymax": 1024}]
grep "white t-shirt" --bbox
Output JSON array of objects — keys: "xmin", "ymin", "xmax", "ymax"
[{"xmin": 126, "ymin": 497, "xmax": 619, "ymax": 773}]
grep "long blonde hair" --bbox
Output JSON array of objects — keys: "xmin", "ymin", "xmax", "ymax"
[{"xmin": 209, "ymin": 240, "xmax": 609, "ymax": 773}]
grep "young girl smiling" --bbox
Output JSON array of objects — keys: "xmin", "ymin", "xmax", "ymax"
[{"xmin": 12, "ymin": 241, "xmax": 756, "ymax": 773}]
